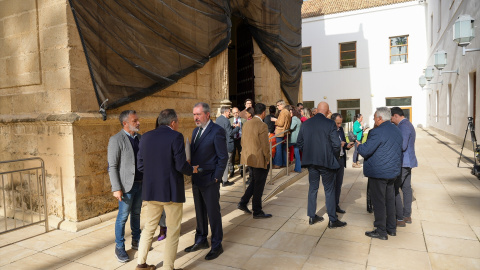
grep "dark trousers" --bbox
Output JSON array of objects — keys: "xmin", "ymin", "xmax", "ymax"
[
  {"xmin": 353, "ymin": 142, "xmax": 360, "ymax": 163},
  {"xmin": 239, "ymin": 165, "xmax": 269, "ymax": 214},
  {"xmin": 334, "ymin": 165, "xmax": 345, "ymax": 207},
  {"xmin": 307, "ymin": 166, "xmax": 337, "ymax": 222},
  {"xmin": 395, "ymin": 167, "xmax": 413, "ymax": 220},
  {"xmin": 232, "ymin": 138, "xmax": 242, "ymax": 170},
  {"xmin": 369, "ymin": 177, "xmax": 396, "ymax": 236},
  {"xmin": 192, "ymin": 182, "xmax": 223, "ymax": 249}
]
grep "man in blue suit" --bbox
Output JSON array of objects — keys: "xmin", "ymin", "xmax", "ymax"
[
  {"xmin": 391, "ymin": 107, "xmax": 417, "ymax": 226},
  {"xmin": 298, "ymin": 102, "xmax": 347, "ymax": 228},
  {"xmin": 136, "ymin": 109, "xmax": 198, "ymax": 270},
  {"xmin": 216, "ymin": 106, "xmax": 239, "ymax": 187},
  {"xmin": 184, "ymin": 102, "xmax": 228, "ymax": 261},
  {"xmin": 357, "ymin": 107, "xmax": 403, "ymax": 240}
]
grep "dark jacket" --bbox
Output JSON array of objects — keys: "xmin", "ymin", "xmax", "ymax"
[
  {"xmin": 137, "ymin": 126, "xmax": 192, "ymax": 203},
  {"xmin": 216, "ymin": 115, "xmax": 239, "ymax": 153},
  {"xmin": 337, "ymin": 126, "xmax": 350, "ymax": 168},
  {"xmin": 191, "ymin": 122, "xmax": 228, "ymax": 187},
  {"xmin": 297, "ymin": 113, "xmax": 341, "ymax": 170},
  {"xmin": 264, "ymin": 114, "xmax": 276, "ymax": 133},
  {"xmin": 357, "ymin": 121, "xmax": 403, "ymax": 179},
  {"xmin": 397, "ymin": 118, "xmax": 418, "ymax": 168}
]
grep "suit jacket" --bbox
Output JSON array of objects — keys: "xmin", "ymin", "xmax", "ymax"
[
  {"xmin": 397, "ymin": 118, "xmax": 418, "ymax": 168},
  {"xmin": 337, "ymin": 126, "xmax": 350, "ymax": 168},
  {"xmin": 191, "ymin": 122, "xmax": 228, "ymax": 187},
  {"xmin": 241, "ymin": 116, "xmax": 271, "ymax": 169},
  {"xmin": 137, "ymin": 126, "xmax": 192, "ymax": 203},
  {"xmin": 297, "ymin": 113, "xmax": 341, "ymax": 170},
  {"xmin": 108, "ymin": 130, "xmax": 142, "ymax": 193},
  {"xmin": 358, "ymin": 121, "xmax": 403, "ymax": 179},
  {"xmin": 216, "ymin": 115, "xmax": 240, "ymax": 153}
]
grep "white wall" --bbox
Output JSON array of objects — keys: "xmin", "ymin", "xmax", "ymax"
[
  {"xmin": 302, "ymin": 2, "xmax": 428, "ymax": 128},
  {"xmin": 425, "ymin": 0, "xmax": 480, "ymax": 142}
]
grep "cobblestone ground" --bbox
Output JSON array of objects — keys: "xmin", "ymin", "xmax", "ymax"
[{"xmin": 1, "ymin": 128, "xmax": 480, "ymax": 270}]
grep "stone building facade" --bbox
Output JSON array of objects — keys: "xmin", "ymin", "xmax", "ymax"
[{"xmin": 0, "ymin": 0, "xmax": 297, "ymax": 230}]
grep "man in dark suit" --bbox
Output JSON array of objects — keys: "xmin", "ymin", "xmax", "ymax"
[
  {"xmin": 297, "ymin": 102, "xmax": 347, "ymax": 228},
  {"xmin": 216, "ymin": 106, "xmax": 239, "ymax": 187},
  {"xmin": 184, "ymin": 102, "xmax": 228, "ymax": 261},
  {"xmin": 331, "ymin": 113, "xmax": 354, "ymax": 214},
  {"xmin": 135, "ymin": 109, "xmax": 198, "ymax": 270},
  {"xmin": 229, "ymin": 107, "xmax": 246, "ymax": 177},
  {"xmin": 357, "ymin": 107, "xmax": 403, "ymax": 240},
  {"xmin": 391, "ymin": 107, "xmax": 417, "ymax": 226}
]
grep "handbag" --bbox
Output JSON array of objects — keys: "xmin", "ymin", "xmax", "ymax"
[{"xmin": 347, "ymin": 131, "xmax": 357, "ymax": 142}]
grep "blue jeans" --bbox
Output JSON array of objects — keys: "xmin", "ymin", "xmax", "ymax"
[
  {"xmin": 273, "ymin": 137, "xmax": 287, "ymax": 166},
  {"xmin": 115, "ymin": 181, "xmax": 143, "ymax": 249},
  {"xmin": 291, "ymin": 144, "xmax": 301, "ymax": 172},
  {"xmin": 307, "ymin": 166, "xmax": 337, "ymax": 222}
]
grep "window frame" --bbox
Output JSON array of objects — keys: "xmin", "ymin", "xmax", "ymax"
[
  {"xmin": 302, "ymin": 47, "xmax": 312, "ymax": 72},
  {"xmin": 389, "ymin": 35, "xmax": 409, "ymax": 64},
  {"xmin": 339, "ymin": 42, "xmax": 357, "ymax": 69}
]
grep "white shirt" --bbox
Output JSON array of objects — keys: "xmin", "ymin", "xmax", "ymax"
[{"xmin": 195, "ymin": 119, "xmax": 211, "ymax": 143}]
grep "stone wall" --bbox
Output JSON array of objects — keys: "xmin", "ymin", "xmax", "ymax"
[{"xmin": 0, "ymin": 0, "xmax": 300, "ymax": 227}]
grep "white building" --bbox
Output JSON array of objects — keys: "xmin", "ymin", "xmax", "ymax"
[
  {"xmin": 424, "ymin": 0, "xmax": 480, "ymax": 144},
  {"xmin": 301, "ymin": 0, "xmax": 428, "ymax": 128}
]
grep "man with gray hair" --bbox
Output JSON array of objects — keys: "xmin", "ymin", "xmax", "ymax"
[
  {"xmin": 357, "ymin": 107, "xmax": 403, "ymax": 240},
  {"xmin": 216, "ymin": 106, "xmax": 239, "ymax": 187},
  {"xmin": 108, "ymin": 110, "xmax": 143, "ymax": 262}
]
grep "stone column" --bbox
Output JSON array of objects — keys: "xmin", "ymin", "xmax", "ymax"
[{"xmin": 210, "ymin": 49, "xmax": 231, "ymax": 118}]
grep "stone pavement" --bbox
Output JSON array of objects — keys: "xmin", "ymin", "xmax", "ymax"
[{"xmin": 1, "ymin": 128, "xmax": 480, "ymax": 270}]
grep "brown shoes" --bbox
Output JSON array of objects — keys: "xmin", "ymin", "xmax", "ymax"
[
  {"xmin": 404, "ymin": 216, "xmax": 412, "ymax": 223},
  {"xmin": 272, "ymin": 165, "xmax": 281, "ymax": 169},
  {"xmin": 352, "ymin": 162, "xmax": 362, "ymax": 168},
  {"xmin": 397, "ymin": 220, "xmax": 406, "ymax": 227},
  {"xmin": 135, "ymin": 264, "xmax": 156, "ymax": 270}
]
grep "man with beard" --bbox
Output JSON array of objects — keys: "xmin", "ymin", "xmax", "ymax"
[{"xmin": 108, "ymin": 110, "xmax": 143, "ymax": 262}]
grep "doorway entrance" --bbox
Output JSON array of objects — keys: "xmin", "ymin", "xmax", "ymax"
[{"xmin": 228, "ymin": 17, "xmax": 255, "ymax": 111}]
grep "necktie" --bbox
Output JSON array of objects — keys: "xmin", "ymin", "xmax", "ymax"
[
  {"xmin": 195, "ymin": 127, "xmax": 203, "ymax": 146},
  {"xmin": 235, "ymin": 119, "xmax": 239, "ymax": 139}
]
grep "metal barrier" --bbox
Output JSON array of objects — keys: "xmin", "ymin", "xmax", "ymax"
[{"xmin": 0, "ymin": 158, "xmax": 49, "ymax": 234}]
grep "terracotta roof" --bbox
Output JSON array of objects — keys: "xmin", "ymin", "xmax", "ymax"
[{"xmin": 302, "ymin": 0, "xmax": 416, "ymax": 19}]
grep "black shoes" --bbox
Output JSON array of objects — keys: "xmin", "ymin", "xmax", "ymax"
[
  {"xmin": 336, "ymin": 206, "xmax": 346, "ymax": 214},
  {"xmin": 184, "ymin": 241, "xmax": 210, "ymax": 253},
  {"xmin": 229, "ymin": 171, "xmax": 235, "ymax": 178},
  {"xmin": 205, "ymin": 246, "xmax": 223, "ymax": 260},
  {"xmin": 222, "ymin": 180, "xmax": 234, "ymax": 187},
  {"xmin": 237, "ymin": 203, "xmax": 252, "ymax": 214},
  {"xmin": 309, "ymin": 215, "xmax": 324, "ymax": 225},
  {"xmin": 387, "ymin": 231, "xmax": 396, "ymax": 236},
  {"xmin": 328, "ymin": 220, "xmax": 347, "ymax": 229},
  {"xmin": 253, "ymin": 212, "xmax": 272, "ymax": 219},
  {"xmin": 365, "ymin": 230, "xmax": 388, "ymax": 240}
]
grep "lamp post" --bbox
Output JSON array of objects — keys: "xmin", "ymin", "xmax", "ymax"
[
  {"xmin": 419, "ymin": 75, "xmax": 426, "ymax": 88},
  {"xmin": 434, "ymin": 50, "xmax": 459, "ymax": 75},
  {"xmin": 453, "ymin": 14, "xmax": 480, "ymax": 56},
  {"xmin": 425, "ymin": 66, "xmax": 435, "ymax": 81}
]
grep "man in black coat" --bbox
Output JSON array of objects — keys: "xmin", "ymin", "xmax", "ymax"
[
  {"xmin": 297, "ymin": 102, "xmax": 347, "ymax": 228},
  {"xmin": 216, "ymin": 106, "xmax": 239, "ymax": 187},
  {"xmin": 331, "ymin": 113, "xmax": 354, "ymax": 214},
  {"xmin": 136, "ymin": 109, "xmax": 198, "ymax": 270}
]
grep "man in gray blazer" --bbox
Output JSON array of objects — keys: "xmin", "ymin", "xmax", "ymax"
[
  {"xmin": 108, "ymin": 110, "xmax": 143, "ymax": 263},
  {"xmin": 216, "ymin": 106, "xmax": 239, "ymax": 187},
  {"xmin": 391, "ymin": 107, "xmax": 417, "ymax": 226}
]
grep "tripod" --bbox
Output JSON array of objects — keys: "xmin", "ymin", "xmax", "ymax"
[{"xmin": 458, "ymin": 117, "xmax": 480, "ymax": 178}]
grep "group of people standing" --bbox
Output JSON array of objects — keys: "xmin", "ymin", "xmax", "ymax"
[{"xmin": 106, "ymin": 99, "xmax": 417, "ymax": 270}]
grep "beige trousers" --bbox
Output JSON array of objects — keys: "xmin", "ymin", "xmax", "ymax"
[{"xmin": 137, "ymin": 201, "xmax": 183, "ymax": 270}]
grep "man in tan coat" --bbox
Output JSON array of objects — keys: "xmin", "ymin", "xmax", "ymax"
[
  {"xmin": 273, "ymin": 100, "xmax": 291, "ymax": 169},
  {"xmin": 237, "ymin": 103, "xmax": 272, "ymax": 219}
]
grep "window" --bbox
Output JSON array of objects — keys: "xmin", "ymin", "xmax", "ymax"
[
  {"xmin": 386, "ymin": 97, "xmax": 412, "ymax": 122},
  {"xmin": 339, "ymin": 42, "xmax": 356, "ymax": 68},
  {"xmin": 302, "ymin": 47, "xmax": 312, "ymax": 72},
  {"xmin": 430, "ymin": 14, "xmax": 434, "ymax": 46},
  {"xmin": 438, "ymin": 0, "xmax": 442, "ymax": 32},
  {"xmin": 436, "ymin": 90, "xmax": 439, "ymax": 122},
  {"xmin": 390, "ymin": 36, "xmax": 408, "ymax": 64},
  {"xmin": 337, "ymin": 99, "xmax": 360, "ymax": 122},
  {"xmin": 303, "ymin": 101, "xmax": 314, "ymax": 109},
  {"xmin": 447, "ymin": 84, "xmax": 452, "ymax": 125}
]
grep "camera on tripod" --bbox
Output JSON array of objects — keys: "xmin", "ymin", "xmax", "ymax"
[{"xmin": 458, "ymin": 117, "xmax": 480, "ymax": 179}]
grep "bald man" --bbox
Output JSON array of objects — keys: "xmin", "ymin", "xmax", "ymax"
[{"xmin": 297, "ymin": 102, "xmax": 347, "ymax": 228}]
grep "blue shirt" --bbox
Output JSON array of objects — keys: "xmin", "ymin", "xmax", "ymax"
[{"xmin": 123, "ymin": 130, "xmax": 143, "ymax": 181}]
